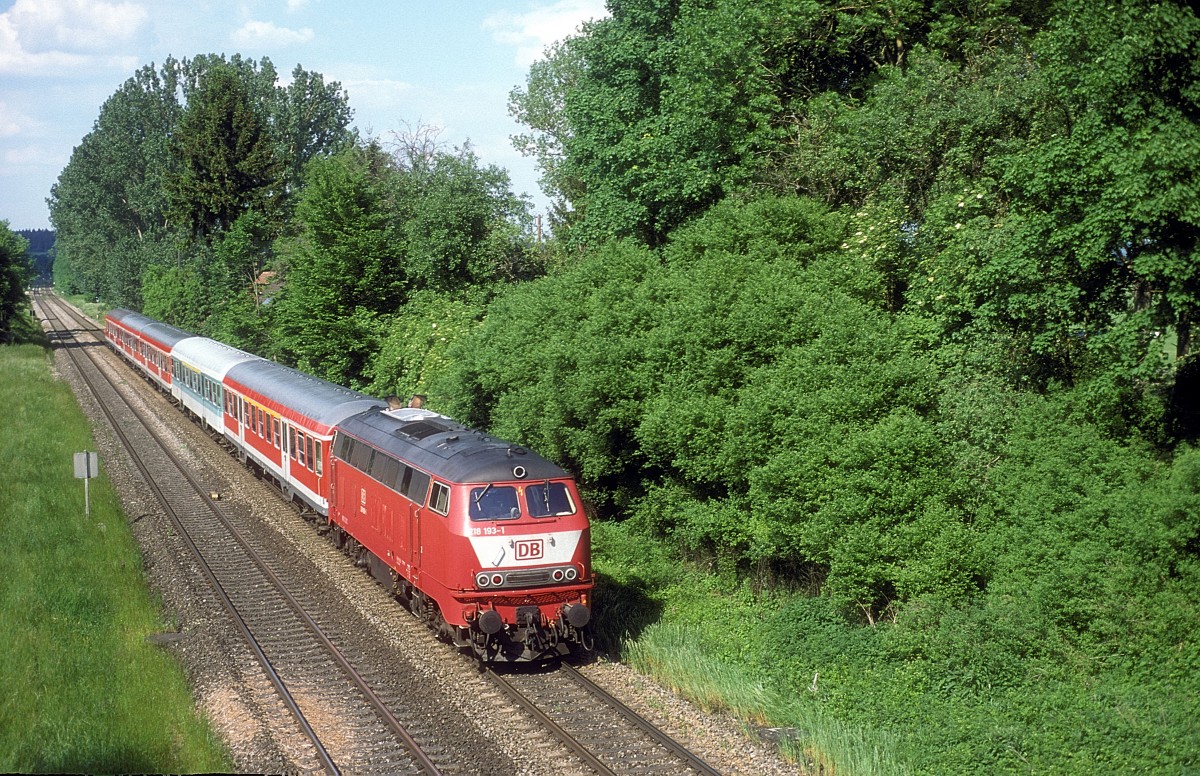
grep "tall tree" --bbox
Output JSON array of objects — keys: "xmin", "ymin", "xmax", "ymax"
[
  {"xmin": 166, "ymin": 63, "xmax": 283, "ymax": 242},
  {"xmin": 0, "ymin": 221, "xmax": 30, "ymax": 343},
  {"xmin": 50, "ymin": 54, "xmax": 353, "ymax": 314},
  {"xmin": 272, "ymin": 142, "xmax": 402, "ymax": 386}
]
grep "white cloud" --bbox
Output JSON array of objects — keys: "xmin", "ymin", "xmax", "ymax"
[
  {"xmin": 5, "ymin": 0, "xmax": 146, "ymax": 52},
  {"xmin": 484, "ymin": 0, "xmax": 608, "ymax": 68},
  {"xmin": 231, "ymin": 20, "xmax": 315, "ymax": 47},
  {"xmin": 3, "ymin": 142, "xmax": 67, "ymax": 170},
  {"xmin": 0, "ymin": 0, "xmax": 146, "ymax": 74},
  {"xmin": 0, "ymin": 100, "xmax": 33, "ymax": 138}
]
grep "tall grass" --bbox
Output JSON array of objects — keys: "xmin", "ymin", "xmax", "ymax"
[
  {"xmin": 625, "ymin": 623, "xmax": 910, "ymax": 776},
  {"xmin": 0, "ymin": 335, "xmax": 230, "ymax": 773}
]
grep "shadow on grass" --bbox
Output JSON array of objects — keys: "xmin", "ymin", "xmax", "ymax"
[
  {"xmin": 590, "ymin": 572, "xmax": 664, "ymax": 661},
  {"xmin": 6, "ymin": 303, "xmax": 50, "ymax": 347}
]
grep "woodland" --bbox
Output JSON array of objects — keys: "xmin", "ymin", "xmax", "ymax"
[{"xmin": 45, "ymin": 1, "xmax": 1200, "ymax": 772}]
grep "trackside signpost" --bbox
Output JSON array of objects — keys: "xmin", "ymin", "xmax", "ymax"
[{"xmin": 73, "ymin": 451, "xmax": 99, "ymax": 518}]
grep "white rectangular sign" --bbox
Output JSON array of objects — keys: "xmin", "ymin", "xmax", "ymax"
[{"xmin": 73, "ymin": 451, "xmax": 98, "ymax": 479}]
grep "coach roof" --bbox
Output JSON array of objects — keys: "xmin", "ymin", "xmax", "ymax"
[
  {"xmin": 141, "ymin": 320, "xmax": 195, "ymax": 351},
  {"xmin": 225, "ymin": 358, "xmax": 386, "ymax": 431},
  {"xmin": 173, "ymin": 337, "xmax": 263, "ymax": 380}
]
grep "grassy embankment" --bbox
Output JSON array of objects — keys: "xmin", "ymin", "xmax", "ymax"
[
  {"xmin": 591, "ymin": 508, "xmax": 1200, "ymax": 775},
  {"xmin": 0, "ymin": 308, "xmax": 231, "ymax": 773}
]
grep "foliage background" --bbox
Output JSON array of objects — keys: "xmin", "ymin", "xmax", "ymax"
[{"xmin": 42, "ymin": 2, "xmax": 1200, "ymax": 772}]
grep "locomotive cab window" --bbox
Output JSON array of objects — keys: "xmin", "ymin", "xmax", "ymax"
[
  {"xmin": 525, "ymin": 481, "xmax": 576, "ymax": 518},
  {"xmin": 469, "ymin": 485, "xmax": 520, "ymax": 521},
  {"xmin": 429, "ymin": 482, "xmax": 451, "ymax": 515}
]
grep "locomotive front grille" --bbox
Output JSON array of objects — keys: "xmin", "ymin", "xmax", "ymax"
[{"xmin": 504, "ymin": 569, "xmax": 552, "ymax": 587}]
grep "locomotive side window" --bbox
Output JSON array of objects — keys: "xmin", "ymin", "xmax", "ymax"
[
  {"xmin": 469, "ymin": 485, "xmax": 520, "ymax": 521},
  {"xmin": 429, "ymin": 482, "xmax": 450, "ymax": 515},
  {"xmin": 405, "ymin": 468, "xmax": 431, "ymax": 504},
  {"xmin": 525, "ymin": 481, "xmax": 576, "ymax": 518},
  {"xmin": 349, "ymin": 438, "xmax": 374, "ymax": 472},
  {"xmin": 334, "ymin": 432, "xmax": 352, "ymax": 460},
  {"xmin": 371, "ymin": 453, "xmax": 400, "ymax": 486}
]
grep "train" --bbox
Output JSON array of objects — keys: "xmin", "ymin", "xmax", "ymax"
[{"xmin": 105, "ymin": 308, "xmax": 593, "ymax": 662}]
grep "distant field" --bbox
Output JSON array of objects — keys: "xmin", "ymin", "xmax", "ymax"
[{"xmin": 0, "ymin": 316, "xmax": 230, "ymax": 773}]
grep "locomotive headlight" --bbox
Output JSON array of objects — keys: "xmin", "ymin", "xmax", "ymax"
[
  {"xmin": 551, "ymin": 569, "xmax": 565, "ymax": 582},
  {"xmin": 565, "ymin": 566, "xmax": 578, "ymax": 581},
  {"xmin": 476, "ymin": 572, "xmax": 491, "ymax": 588},
  {"xmin": 491, "ymin": 573, "xmax": 504, "ymax": 587}
]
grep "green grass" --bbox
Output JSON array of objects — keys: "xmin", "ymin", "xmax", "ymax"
[
  {"xmin": 0, "ymin": 313, "xmax": 231, "ymax": 773},
  {"xmin": 590, "ymin": 519, "xmax": 1200, "ymax": 775}
]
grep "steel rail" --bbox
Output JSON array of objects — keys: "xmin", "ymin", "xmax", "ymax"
[
  {"xmin": 559, "ymin": 663, "xmax": 724, "ymax": 776},
  {"xmin": 483, "ymin": 667, "xmax": 617, "ymax": 776}
]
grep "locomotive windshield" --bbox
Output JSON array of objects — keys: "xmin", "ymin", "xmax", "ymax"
[
  {"xmin": 469, "ymin": 485, "xmax": 520, "ymax": 520},
  {"xmin": 526, "ymin": 481, "xmax": 576, "ymax": 518}
]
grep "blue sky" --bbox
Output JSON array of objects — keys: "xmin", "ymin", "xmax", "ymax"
[{"xmin": 0, "ymin": 0, "xmax": 608, "ymax": 230}]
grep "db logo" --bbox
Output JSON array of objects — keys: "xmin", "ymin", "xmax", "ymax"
[{"xmin": 514, "ymin": 539, "xmax": 544, "ymax": 560}]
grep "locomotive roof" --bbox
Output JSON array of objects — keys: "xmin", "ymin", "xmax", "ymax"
[
  {"xmin": 172, "ymin": 337, "xmax": 264, "ymax": 378},
  {"xmin": 336, "ymin": 407, "xmax": 570, "ymax": 484},
  {"xmin": 226, "ymin": 358, "xmax": 386, "ymax": 431}
]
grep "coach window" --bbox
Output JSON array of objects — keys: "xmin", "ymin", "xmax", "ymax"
[
  {"xmin": 429, "ymin": 482, "xmax": 451, "ymax": 516},
  {"xmin": 297, "ymin": 432, "xmax": 307, "ymax": 468},
  {"xmin": 306, "ymin": 436, "xmax": 315, "ymax": 472},
  {"xmin": 273, "ymin": 417, "xmax": 281, "ymax": 449},
  {"xmin": 315, "ymin": 441, "xmax": 323, "ymax": 476},
  {"xmin": 289, "ymin": 428, "xmax": 298, "ymax": 461}
]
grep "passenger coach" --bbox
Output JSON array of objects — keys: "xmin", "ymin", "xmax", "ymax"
[{"xmin": 224, "ymin": 358, "xmax": 385, "ymax": 515}]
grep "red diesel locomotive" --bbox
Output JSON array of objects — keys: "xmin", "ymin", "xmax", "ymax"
[{"xmin": 104, "ymin": 308, "xmax": 593, "ymax": 662}]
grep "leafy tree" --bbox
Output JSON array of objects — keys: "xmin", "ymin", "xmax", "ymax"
[
  {"xmin": 275, "ymin": 65, "xmax": 355, "ymax": 198},
  {"xmin": 49, "ymin": 61, "xmax": 184, "ymax": 305},
  {"xmin": 393, "ymin": 140, "xmax": 535, "ymax": 292},
  {"xmin": 366, "ymin": 290, "xmax": 483, "ymax": 402},
  {"xmin": 1005, "ymin": 0, "xmax": 1200, "ymax": 365},
  {"xmin": 0, "ymin": 222, "xmax": 30, "ymax": 343},
  {"xmin": 512, "ymin": 0, "xmax": 1049, "ymax": 247},
  {"xmin": 166, "ymin": 63, "xmax": 283, "ymax": 242},
  {"xmin": 271, "ymin": 142, "xmax": 400, "ymax": 386},
  {"xmin": 49, "ymin": 54, "xmax": 353, "ymax": 314}
]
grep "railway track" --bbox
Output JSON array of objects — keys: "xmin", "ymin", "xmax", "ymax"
[
  {"xmin": 486, "ymin": 663, "xmax": 724, "ymax": 775},
  {"xmin": 37, "ymin": 292, "xmax": 732, "ymax": 775},
  {"xmin": 35, "ymin": 293, "xmax": 444, "ymax": 775}
]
